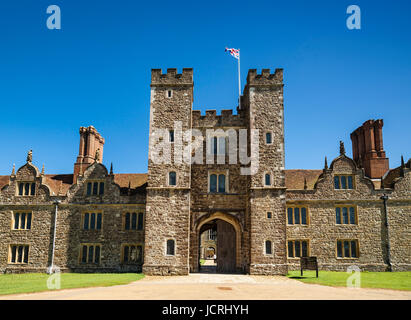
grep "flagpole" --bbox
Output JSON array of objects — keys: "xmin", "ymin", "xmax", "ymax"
[{"xmin": 238, "ymin": 50, "xmax": 241, "ymax": 109}]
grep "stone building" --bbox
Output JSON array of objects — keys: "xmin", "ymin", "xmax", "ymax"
[{"xmin": 0, "ymin": 68, "xmax": 409, "ymax": 275}]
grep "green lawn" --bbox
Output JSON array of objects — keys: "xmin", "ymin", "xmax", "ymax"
[
  {"xmin": 0, "ymin": 273, "xmax": 144, "ymax": 296},
  {"xmin": 287, "ymin": 270, "xmax": 411, "ymax": 291}
]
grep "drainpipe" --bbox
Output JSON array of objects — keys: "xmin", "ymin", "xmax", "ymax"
[
  {"xmin": 48, "ymin": 199, "xmax": 61, "ymax": 274},
  {"xmin": 380, "ymin": 194, "xmax": 392, "ymax": 272}
]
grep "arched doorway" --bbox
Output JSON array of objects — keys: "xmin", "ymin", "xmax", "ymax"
[{"xmin": 197, "ymin": 214, "xmax": 240, "ymax": 274}]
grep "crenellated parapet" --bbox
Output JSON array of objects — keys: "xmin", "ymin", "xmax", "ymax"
[
  {"xmin": 246, "ymin": 68, "xmax": 283, "ymax": 87},
  {"xmin": 192, "ymin": 109, "xmax": 246, "ymax": 128},
  {"xmin": 151, "ymin": 68, "xmax": 193, "ymax": 87}
]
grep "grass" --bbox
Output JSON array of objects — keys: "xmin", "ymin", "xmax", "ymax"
[
  {"xmin": 0, "ymin": 273, "xmax": 144, "ymax": 296},
  {"xmin": 287, "ymin": 270, "xmax": 411, "ymax": 291}
]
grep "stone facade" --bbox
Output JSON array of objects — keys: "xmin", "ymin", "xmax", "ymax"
[{"xmin": 0, "ymin": 68, "xmax": 409, "ymax": 275}]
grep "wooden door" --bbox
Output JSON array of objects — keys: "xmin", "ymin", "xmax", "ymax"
[{"xmin": 216, "ymin": 220, "xmax": 236, "ymax": 273}]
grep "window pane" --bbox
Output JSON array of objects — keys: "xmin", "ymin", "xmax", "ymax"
[
  {"xmin": 349, "ymin": 207, "xmax": 356, "ymax": 224},
  {"xmin": 265, "ymin": 241, "xmax": 272, "ymax": 254},
  {"xmin": 167, "ymin": 240, "xmax": 175, "ymax": 255},
  {"xmin": 336, "ymin": 207, "xmax": 341, "ymax": 224},
  {"xmin": 218, "ymin": 137, "xmax": 226, "ymax": 155},
  {"xmin": 218, "ymin": 174, "xmax": 226, "ymax": 193},
  {"xmin": 334, "ymin": 176, "xmax": 340, "ymax": 189},
  {"xmin": 294, "ymin": 208, "xmax": 300, "ymax": 225},
  {"xmin": 344, "ymin": 241, "xmax": 350, "ymax": 257},
  {"xmin": 341, "ymin": 176, "xmax": 347, "ymax": 189},
  {"xmin": 169, "ymin": 130, "xmax": 174, "ymax": 142},
  {"xmin": 19, "ymin": 183, "xmax": 24, "ymax": 195},
  {"xmin": 125, "ymin": 213, "xmax": 130, "ymax": 230},
  {"xmin": 20, "ymin": 212, "xmax": 26, "ymax": 229},
  {"xmin": 337, "ymin": 241, "xmax": 342, "ymax": 257},
  {"xmin": 137, "ymin": 213, "xmax": 144, "ymax": 230},
  {"xmin": 11, "ymin": 246, "xmax": 17, "ymax": 263},
  {"xmin": 347, "ymin": 176, "xmax": 353, "ymax": 189},
  {"xmin": 18, "ymin": 246, "xmax": 23, "ymax": 263},
  {"xmin": 287, "ymin": 208, "xmax": 293, "ymax": 224},
  {"xmin": 266, "ymin": 132, "xmax": 272, "ymax": 144},
  {"xmin": 88, "ymin": 246, "xmax": 94, "ymax": 263},
  {"xmin": 31, "ymin": 183, "xmax": 36, "ymax": 195},
  {"xmin": 90, "ymin": 213, "xmax": 96, "ymax": 230},
  {"xmin": 24, "ymin": 183, "xmax": 30, "ymax": 196},
  {"xmin": 301, "ymin": 208, "xmax": 307, "ymax": 225},
  {"xmin": 93, "ymin": 182, "xmax": 98, "ymax": 195},
  {"xmin": 124, "ymin": 246, "xmax": 129, "ymax": 262},
  {"xmin": 265, "ymin": 174, "xmax": 271, "ymax": 186},
  {"xmin": 14, "ymin": 213, "xmax": 20, "ymax": 229},
  {"xmin": 132, "ymin": 213, "xmax": 137, "ymax": 230},
  {"xmin": 99, "ymin": 182, "xmax": 104, "ymax": 195},
  {"xmin": 288, "ymin": 241, "xmax": 294, "ymax": 257},
  {"xmin": 343, "ymin": 207, "xmax": 348, "ymax": 224},
  {"xmin": 83, "ymin": 213, "xmax": 89, "ymax": 230},
  {"xmin": 213, "ymin": 137, "xmax": 217, "ymax": 155},
  {"xmin": 82, "ymin": 245, "xmax": 87, "ymax": 263},
  {"xmin": 351, "ymin": 241, "xmax": 357, "ymax": 258},
  {"xmin": 94, "ymin": 246, "xmax": 100, "ymax": 263},
  {"xmin": 87, "ymin": 182, "xmax": 92, "ymax": 195},
  {"xmin": 27, "ymin": 212, "xmax": 32, "ymax": 230},
  {"xmin": 295, "ymin": 241, "xmax": 301, "ymax": 257},
  {"xmin": 302, "ymin": 241, "xmax": 308, "ymax": 257},
  {"xmin": 210, "ymin": 174, "xmax": 217, "ymax": 192},
  {"xmin": 23, "ymin": 246, "xmax": 29, "ymax": 263},
  {"xmin": 169, "ymin": 172, "xmax": 176, "ymax": 186},
  {"xmin": 96, "ymin": 213, "xmax": 102, "ymax": 230}
]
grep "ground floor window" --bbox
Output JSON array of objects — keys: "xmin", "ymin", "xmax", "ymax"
[
  {"xmin": 80, "ymin": 244, "xmax": 101, "ymax": 264},
  {"xmin": 9, "ymin": 244, "xmax": 29, "ymax": 264},
  {"xmin": 287, "ymin": 240, "xmax": 309, "ymax": 258},
  {"xmin": 12, "ymin": 212, "xmax": 32, "ymax": 230},
  {"xmin": 122, "ymin": 244, "xmax": 143, "ymax": 263},
  {"xmin": 265, "ymin": 240, "xmax": 273, "ymax": 255},
  {"xmin": 83, "ymin": 212, "xmax": 102, "ymax": 230},
  {"xmin": 337, "ymin": 240, "xmax": 359, "ymax": 258},
  {"xmin": 166, "ymin": 239, "xmax": 175, "ymax": 256}
]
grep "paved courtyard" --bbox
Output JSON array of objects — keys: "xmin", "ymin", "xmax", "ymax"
[{"xmin": 2, "ymin": 273, "xmax": 410, "ymax": 300}]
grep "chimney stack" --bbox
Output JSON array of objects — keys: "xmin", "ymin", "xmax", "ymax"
[{"xmin": 350, "ymin": 119, "xmax": 389, "ymax": 179}]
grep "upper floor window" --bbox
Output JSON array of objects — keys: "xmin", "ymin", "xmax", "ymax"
[
  {"xmin": 166, "ymin": 89, "xmax": 173, "ymax": 98},
  {"xmin": 267, "ymin": 212, "xmax": 272, "ymax": 219},
  {"xmin": 124, "ymin": 212, "xmax": 144, "ymax": 230},
  {"xmin": 17, "ymin": 182, "xmax": 35, "ymax": 196},
  {"xmin": 287, "ymin": 207, "xmax": 308, "ymax": 225},
  {"xmin": 208, "ymin": 136, "xmax": 226, "ymax": 155},
  {"xmin": 169, "ymin": 130, "xmax": 174, "ymax": 142},
  {"xmin": 209, "ymin": 173, "xmax": 226, "ymax": 193},
  {"xmin": 336, "ymin": 206, "xmax": 357, "ymax": 225},
  {"xmin": 265, "ymin": 174, "xmax": 271, "ymax": 186},
  {"xmin": 9, "ymin": 244, "xmax": 29, "ymax": 264},
  {"xmin": 266, "ymin": 132, "xmax": 272, "ymax": 144},
  {"xmin": 287, "ymin": 240, "xmax": 309, "ymax": 258},
  {"xmin": 122, "ymin": 244, "xmax": 143, "ymax": 263},
  {"xmin": 265, "ymin": 240, "xmax": 273, "ymax": 255},
  {"xmin": 166, "ymin": 239, "xmax": 175, "ymax": 256},
  {"xmin": 169, "ymin": 171, "xmax": 177, "ymax": 186},
  {"xmin": 80, "ymin": 244, "xmax": 101, "ymax": 264},
  {"xmin": 12, "ymin": 212, "xmax": 32, "ymax": 230},
  {"xmin": 86, "ymin": 181, "xmax": 105, "ymax": 196},
  {"xmin": 337, "ymin": 240, "xmax": 358, "ymax": 258},
  {"xmin": 83, "ymin": 212, "xmax": 102, "ymax": 230},
  {"xmin": 334, "ymin": 175, "xmax": 354, "ymax": 189}
]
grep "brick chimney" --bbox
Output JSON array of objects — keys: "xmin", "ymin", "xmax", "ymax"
[
  {"xmin": 73, "ymin": 126, "xmax": 105, "ymax": 182},
  {"xmin": 350, "ymin": 119, "xmax": 389, "ymax": 179}
]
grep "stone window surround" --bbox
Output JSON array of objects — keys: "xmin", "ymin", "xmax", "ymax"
[
  {"xmin": 336, "ymin": 239, "xmax": 360, "ymax": 259},
  {"xmin": 334, "ymin": 174, "xmax": 355, "ymax": 190},
  {"xmin": 11, "ymin": 211, "xmax": 33, "ymax": 230},
  {"xmin": 167, "ymin": 170, "xmax": 177, "ymax": 187},
  {"xmin": 166, "ymin": 89, "xmax": 173, "ymax": 98},
  {"xmin": 8, "ymin": 244, "xmax": 30, "ymax": 264},
  {"xmin": 287, "ymin": 239, "xmax": 310, "ymax": 259},
  {"xmin": 85, "ymin": 180, "xmax": 105, "ymax": 196},
  {"xmin": 263, "ymin": 171, "xmax": 273, "ymax": 187},
  {"xmin": 81, "ymin": 211, "xmax": 103, "ymax": 231},
  {"xmin": 207, "ymin": 170, "xmax": 229, "ymax": 193},
  {"xmin": 79, "ymin": 243, "xmax": 102, "ymax": 264},
  {"xmin": 122, "ymin": 211, "xmax": 145, "ymax": 231},
  {"xmin": 266, "ymin": 212, "xmax": 272, "ymax": 219},
  {"xmin": 165, "ymin": 238, "xmax": 176, "ymax": 256},
  {"xmin": 335, "ymin": 205, "xmax": 358, "ymax": 225},
  {"xmin": 16, "ymin": 181, "xmax": 36, "ymax": 196},
  {"xmin": 120, "ymin": 243, "xmax": 144, "ymax": 264},
  {"xmin": 286, "ymin": 206, "xmax": 310, "ymax": 226},
  {"xmin": 265, "ymin": 130, "xmax": 273, "ymax": 145},
  {"xmin": 263, "ymin": 239, "xmax": 274, "ymax": 256}
]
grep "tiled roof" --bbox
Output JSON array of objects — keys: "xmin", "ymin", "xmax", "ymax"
[{"xmin": 284, "ymin": 169, "xmax": 323, "ymax": 190}]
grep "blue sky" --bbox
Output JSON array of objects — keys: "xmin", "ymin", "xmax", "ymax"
[{"xmin": 0, "ymin": 0, "xmax": 410, "ymax": 175}]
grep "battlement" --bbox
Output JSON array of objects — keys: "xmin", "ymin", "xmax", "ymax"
[
  {"xmin": 246, "ymin": 68, "xmax": 283, "ymax": 86},
  {"xmin": 151, "ymin": 68, "xmax": 193, "ymax": 86},
  {"xmin": 192, "ymin": 109, "xmax": 245, "ymax": 128}
]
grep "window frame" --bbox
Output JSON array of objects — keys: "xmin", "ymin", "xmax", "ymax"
[
  {"xmin": 287, "ymin": 239, "xmax": 310, "ymax": 259},
  {"xmin": 79, "ymin": 243, "xmax": 102, "ymax": 264},
  {"xmin": 8, "ymin": 244, "xmax": 30, "ymax": 264},
  {"xmin": 336, "ymin": 239, "xmax": 359, "ymax": 259},
  {"xmin": 333, "ymin": 175, "xmax": 355, "ymax": 190},
  {"xmin": 335, "ymin": 205, "xmax": 358, "ymax": 225},
  {"xmin": 263, "ymin": 172, "xmax": 272, "ymax": 187},
  {"xmin": 166, "ymin": 89, "xmax": 173, "ymax": 98},
  {"xmin": 208, "ymin": 170, "xmax": 229, "ymax": 193},
  {"xmin": 121, "ymin": 243, "xmax": 143, "ymax": 264},
  {"xmin": 286, "ymin": 206, "xmax": 309, "ymax": 225},
  {"xmin": 264, "ymin": 240, "xmax": 273, "ymax": 255},
  {"xmin": 123, "ymin": 212, "xmax": 144, "ymax": 231},
  {"xmin": 165, "ymin": 239, "xmax": 176, "ymax": 256},
  {"xmin": 168, "ymin": 171, "xmax": 177, "ymax": 186},
  {"xmin": 16, "ymin": 181, "xmax": 36, "ymax": 196},
  {"xmin": 265, "ymin": 131, "xmax": 273, "ymax": 145},
  {"xmin": 85, "ymin": 180, "xmax": 105, "ymax": 196},
  {"xmin": 81, "ymin": 211, "xmax": 103, "ymax": 231},
  {"xmin": 11, "ymin": 211, "xmax": 33, "ymax": 230}
]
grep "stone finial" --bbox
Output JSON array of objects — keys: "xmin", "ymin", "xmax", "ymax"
[
  {"xmin": 11, "ymin": 163, "xmax": 15, "ymax": 176},
  {"xmin": 41, "ymin": 164, "xmax": 45, "ymax": 175},
  {"xmin": 339, "ymin": 141, "xmax": 346, "ymax": 156},
  {"xmin": 27, "ymin": 150, "xmax": 33, "ymax": 163},
  {"xmin": 324, "ymin": 156, "xmax": 328, "ymax": 170},
  {"xmin": 303, "ymin": 178, "xmax": 308, "ymax": 190},
  {"xmin": 95, "ymin": 148, "xmax": 100, "ymax": 163},
  {"xmin": 110, "ymin": 162, "xmax": 113, "ymax": 175}
]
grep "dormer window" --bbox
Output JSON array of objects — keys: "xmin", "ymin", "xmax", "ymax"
[
  {"xmin": 86, "ymin": 181, "xmax": 105, "ymax": 196},
  {"xmin": 334, "ymin": 175, "xmax": 354, "ymax": 189},
  {"xmin": 17, "ymin": 182, "xmax": 35, "ymax": 196}
]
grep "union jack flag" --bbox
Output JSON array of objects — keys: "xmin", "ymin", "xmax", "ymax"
[{"xmin": 225, "ymin": 47, "xmax": 240, "ymax": 59}]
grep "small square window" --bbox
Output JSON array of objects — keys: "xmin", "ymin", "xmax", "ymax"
[
  {"xmin": 267, "ymin": 212, "xmax": 272, "ymax": 219},
  {"xmin": 266, "ymin": 132, "xmax": 272, "ymax": 144},
  {"xmin": 169, "ymin": 130, "xmax": 174, "ymax": 142}
]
